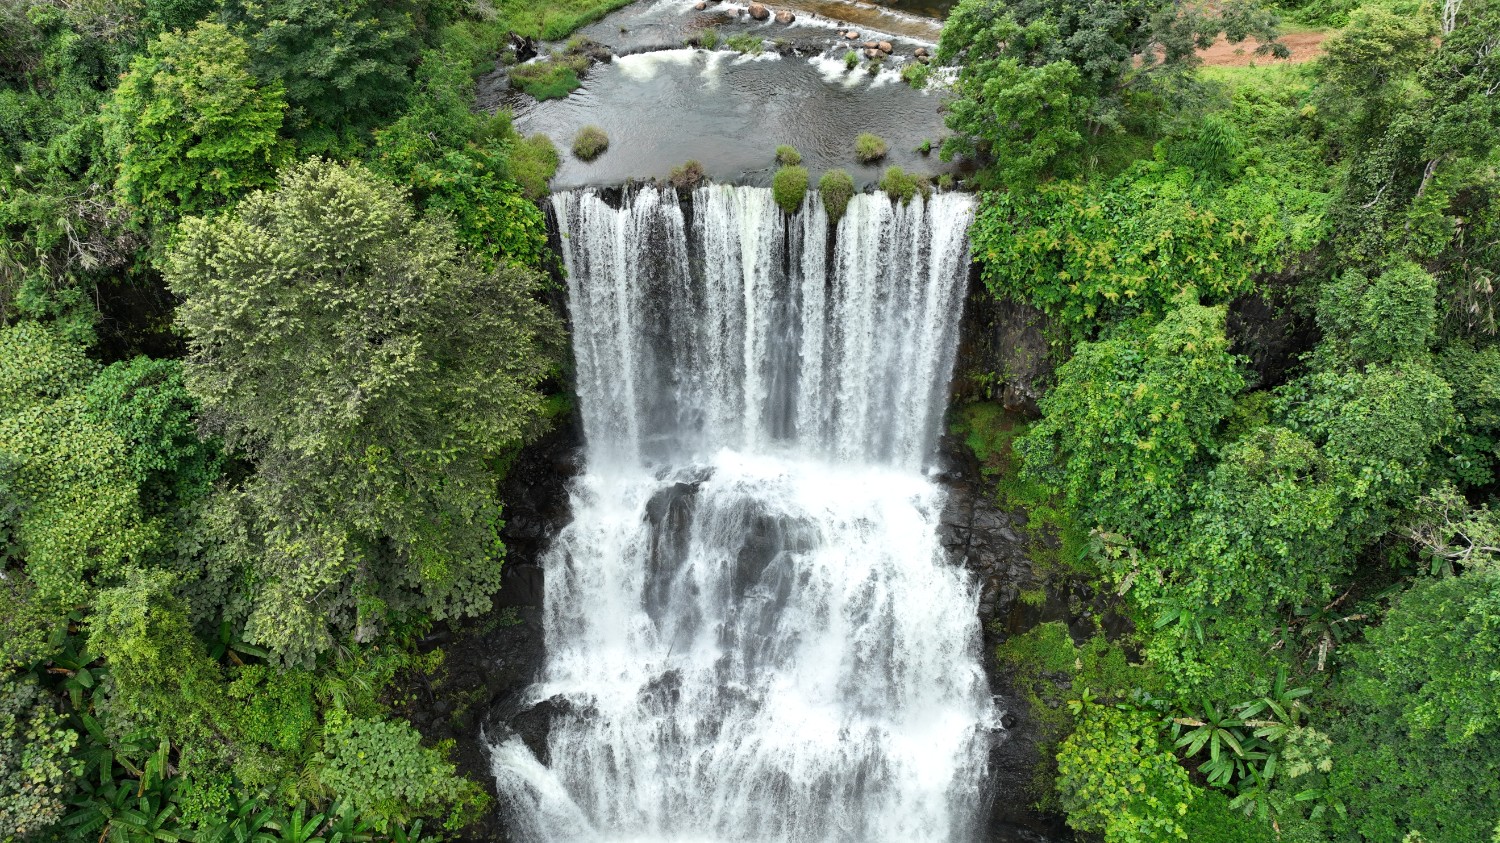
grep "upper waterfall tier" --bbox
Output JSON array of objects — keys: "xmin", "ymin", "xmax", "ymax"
[{"xmin": 553, "ymin": 186, "xmax": 976, "ymax": 470}]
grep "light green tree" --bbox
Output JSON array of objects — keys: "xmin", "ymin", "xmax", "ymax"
[
  {"xmin": 103, "ymin": 22, "xmax": 288, "ymax": 225},
  {"xmin": 165, "ymin": 159, "xmax": 563, "ymax": 664}
]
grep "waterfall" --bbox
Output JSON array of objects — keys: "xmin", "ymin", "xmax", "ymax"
[{"xmin": 491, "ymin": 185, "xmax": 995, "ymax": 843}]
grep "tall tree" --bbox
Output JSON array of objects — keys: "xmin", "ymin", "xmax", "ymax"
[{"xmin": 165, "ymin": 159, "xmax": 563, "ymax": 664}]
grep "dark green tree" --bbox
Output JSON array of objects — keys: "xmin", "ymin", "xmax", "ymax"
[{"xmin": 936, "ymin": 0, "xmax": 1285, "ymax": 186}]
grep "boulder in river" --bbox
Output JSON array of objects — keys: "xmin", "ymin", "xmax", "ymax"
[
  {"xmin": 844, "ymin": 30, "xmax": 860, "ymax": 39},
  {"xmin": 878, "ymin": 41, "xmax": 893, "ymax": 54},
  {"xmin": 914, "ymin": 46, "xmax": 930, "ymax": 58},
  {"xmin": 694, "ymin": 1, "xmax": 706, "ymax": 8},
  {"xmin": 748, "ymin": 2, "xmax": 770, "ymax": 20},
  {"xmin": 775, "ymin": 9, "xmax": 795, "ymax": 23}
]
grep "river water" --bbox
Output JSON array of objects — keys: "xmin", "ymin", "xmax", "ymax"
[{"xmin": 489, "ymin": 186, "xmax": 997, "ymax": 842}]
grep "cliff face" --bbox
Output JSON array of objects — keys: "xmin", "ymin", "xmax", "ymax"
[{"xmin": 403, "ymin": 198, "xmax": 1088, "ymax": 842}]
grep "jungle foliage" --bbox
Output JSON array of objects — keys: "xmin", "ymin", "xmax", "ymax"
[
  {"xmin": 0, "ymin": 0, "xmax": 569, "ymax": 839},
  {"xmin": 944, "ymin": 0, "xmax": 1500, "ymax": 839}
]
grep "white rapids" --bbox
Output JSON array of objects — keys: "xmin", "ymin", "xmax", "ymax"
[{"xmin": 490, "ymin": 185, "xmax": 996, "ymax": 843}]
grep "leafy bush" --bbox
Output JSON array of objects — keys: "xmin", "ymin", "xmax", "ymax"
[
  {"xmin": 970, "ymin": 160, "xmax": 1327, "ymax": 340},
  {"xmin": 572, "ymin": 125, "xmax": 610, "ymax": 161},
  {"xmin": 772, "ymin": 166, "xmax": 809, "ymax": 214},
  {"xmin": 844, "ymin": 49, "xmax": 859, "ymax": 70},
  {"xmin": 1316, "ymin": 262, "xmax": 1437, "ymax": 367},
  {"xmin": 775, "ymin": 145, "xmax": 802, "ymax": 166},
  {"xmin": 697, "ymin": 28, "xmax": 719, "ymax": 50},
  {"xmin": 509, "ymin": 134, "xmax": 561, "ymax": 200},
  {"xmin": 510, "ymin": 54, "xmax": 589, "ymax": 101},
  {"xmin": 318, "ymin": 712, "xmax": 489, "ymax": 832},
  {"xmin": 879, "ymin": 166, "xmax": 930, "ymax": 204},
  {"xmin": 1056, "ymin": 705, "xmax": 1196, "ymax": 842},
  {"xmin": 102, "ymin": 22, "xmax": 287, "ymax": 225},
  {"xmin": 669, "ymin": 160, "xmax": 706, "ymax": 190},
  {"xmin": 0, "ymin": 675, "xmax": 77, "ymax": 841},
  {"xmin": 818, "ymin": 169, "xmax": 856, "ymax": 222},
  {"xmin": 901, "ymin": 61, "xmax": 929, "ymax": 88},
  {"xmin": 1018, "ymin": 302, "xmax": 1245, "ymax": 546},
  {"xmin": 854, "ymin": 132, "xmax": 887, "ymax": 163}
]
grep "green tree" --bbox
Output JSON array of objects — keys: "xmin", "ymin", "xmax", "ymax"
[
  {"xmin": 164, "ymin": 159, "xmax": 563, "ymax": 664},
  {"xmin": 1301, "ymin": 561, "xmax": 1500, "ymax": 842},
  {"xmin": 102, "ymin": 22, "xmax": 288, "ymax": 226},
  {"xmin": 1019, "ymin": 301, "xmax": 1245, "ymax": 543},
  {"xmin": 223, "ymin": 0, "xmax": 428, "ymax": 153},
  {"xmin": 1316, "ymin": 263, "xmax": 1437, "ymax": 367},
  {"xmin": 936, "ymin": 0, "xmax": 1284, "ymax": 185}
]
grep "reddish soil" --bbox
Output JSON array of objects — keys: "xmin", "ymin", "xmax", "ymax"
[{"xmin": 1198, "ymin": 30, "xmax": 1328, "ymax": 66}]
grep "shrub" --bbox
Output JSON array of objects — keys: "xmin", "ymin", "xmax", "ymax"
[
  {"xmin": 916, "ymin": 138, "xmax": 932, "ymax": 155},
  {"xmin": 572, "ymin": 125, "xmax": 609, "ymax": 161},
  {"xmin": 509, "ymin": 53, "xmax": 589, "ymax": 101},
  {"xmin": 775, "ymin": 145, "xmax": 802, "ymax": 166},
  {"xmin": 854, "ymin": 132, "xmax": 887, "ymax": 163},
  {"xmin": 880, "ymin": 166, "xmax": 930, "ymax": 204},
  {"xmin": 509, "ymin": 134, "xmax": 559, "ymax": 200},
  {"xmin": 902, "ymin": 60, "xmax": 930, "ymax": 88},
  {"xmin": 1056, "ymin": 705, "xmax": 1196, "ymax": 842},
  {"xmin": 318, "ymin": 711, "xmax": 489, "ymax": 831},
  {"xmin": 724, "ymin": 34, "xmax": 763, "ymax": 55},
  {"xmin": 772, "ymin": 166, "xmax": 809, "ymax": 214},
  {"xmin": 819, "ymin": 169, "xmax": 856, "ymax": 222},
  {"xmin": 697, "ymin": 27, "xmax": 719, "ymax": 50},
  {"xmin": 937, "ymin": 173, "xmax": 955, "ymax": 190},
  {"xmin": 844, "ymin": 49, "xmax": 859, "ymax": 70},
  {"xmin": 669, "ymin": 160, "xmax": 706, "ymax": 190}
]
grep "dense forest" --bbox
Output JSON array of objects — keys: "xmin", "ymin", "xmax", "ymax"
[{"xmin": 0, "ymin": 0, "xmax": 1496, "ymax": 840}]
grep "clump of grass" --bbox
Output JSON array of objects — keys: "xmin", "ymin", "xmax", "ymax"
[
  {"xmin": 772, "ymin": 165, "xmax": 809, "ymax": 214},
  {"xmin": 864, "ymin": 56, "xmax": 882, "ymax": 75},
  {"xmin": 843, "ymin": 49, "xmax": 859, "ymax": 70},
  {"xmin": 696, "ymin": 27, "xmax": 720, "ymax": 50},
  {"xmin": 901, "ymin": 60, "xmax": 930, "ymax": 88},
  {"xmin": 572, "ymin": 125, "xmax": 609, "ymax": 161},
  {"xmin": 937, "ymin": 173, "xmax": 955, "ymax": 191},
  {"xmin": 818, "ymin": 169, "xmax": 855, "ymax": 222},
  {"xmin": 915, "ymin": 138, "xmax": 932, "ymax": 155},
  {"xmin": 775, "ymin": 145, "xmax": 802, "ymax": 166},
  {"xmin": 669, "ymin": 159, "xmax": 706, "ymax": 190},
  {"xmin": 879, "ymin": 166, "xmax": 931, "ymax": 204},
  {"xmin": 509, "ymin": 52, "xmax": 590, "ymax": 100},
  {"xmin": 725, "ymin": 33, "xmax": 764, "ymax": 55},
  {"xmin": 510, "ymin": 134, "xmax": 559, "ymax": 199},
  {"xmin": 854, "ymin": 132, "xmax": 887, "ymax": 163}
]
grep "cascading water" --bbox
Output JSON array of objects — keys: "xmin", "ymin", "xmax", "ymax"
[{"xmin": 490, "ymin": 185, "xmax": 997, "ymax": 843}]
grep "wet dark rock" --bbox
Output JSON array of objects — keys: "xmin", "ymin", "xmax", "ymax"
[
  {"xmin": 508, "ymin": 33, "xmax": 538, "ymax": 63},
  {"xmin": 747, "ymin": 2, "xmax": 770, "ymax": 20},
  {"xmin": 952, "ymin": 267, "xmax": 1054, "ymax": 416}
]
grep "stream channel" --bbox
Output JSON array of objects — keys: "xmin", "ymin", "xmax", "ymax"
[{"xmin": 476, "ymin": 2, "xmax": 1048, "ymax": 841}]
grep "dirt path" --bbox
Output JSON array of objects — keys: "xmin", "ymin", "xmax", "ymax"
[{"xmin": 1198, "ymin": 30, "xmax": 1328, "ymax": 66}]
